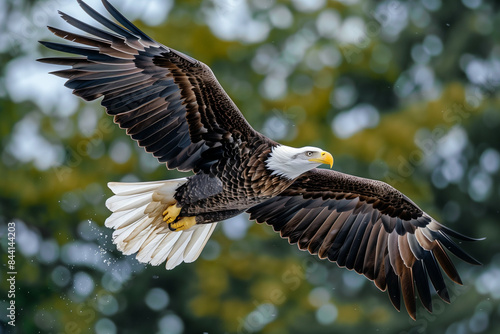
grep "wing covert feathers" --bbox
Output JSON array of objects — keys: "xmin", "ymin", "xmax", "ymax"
[
  {"xmin": 247, "ymin": 168, "xmax": 481, "ymax": 320},
  {"xmin": 39, "ymin": 0, "xmax": 259, "ymax": 173},
  {"xmin": 105, "ymin": 178, "xmax": 216, "ymax": 269}
]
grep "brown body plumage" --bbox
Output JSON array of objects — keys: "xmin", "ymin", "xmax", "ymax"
[{"xmin": 39, "ymin": 0, "xmax": 481, "ymax": 320}]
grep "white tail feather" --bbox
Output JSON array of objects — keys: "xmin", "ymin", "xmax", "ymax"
[{"xmin": 105, "ymin": 178, "xmax": 217, "ymax": 269}]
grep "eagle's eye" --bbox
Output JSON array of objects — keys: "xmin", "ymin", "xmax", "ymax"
[{"xmin": 306, "ymin": 151, "xmax": 313, "ymax": 157}]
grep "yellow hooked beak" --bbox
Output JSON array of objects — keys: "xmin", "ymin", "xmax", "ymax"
[{"xmin": 309, "ymin": 151, "xmax": 334, "ymax": 168}]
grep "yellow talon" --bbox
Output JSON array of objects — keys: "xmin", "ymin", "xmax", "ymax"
[
  {"xmin": 168, "ymin": 217, "xmax": 196, "ymax": 231},
  {"xmin": 162, "ymin": 203, "xmax": 181, "ymax": 224}
]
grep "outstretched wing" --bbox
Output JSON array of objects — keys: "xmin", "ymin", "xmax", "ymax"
[
  {"xmin": 38, "ymin": 0, "xmax": 261, "ymax": 172},
  {"xmin": 247, "ymin": 168, "xmax": 481, "ymax": 319}
]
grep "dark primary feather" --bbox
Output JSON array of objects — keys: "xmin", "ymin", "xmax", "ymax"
[
  {"xmin": 38, "ymin": 0, "xmax": 262, "ymax": 173},
  {"xmin": 247, "ymin": 168, "xmax": 481, "ymax": 320}
]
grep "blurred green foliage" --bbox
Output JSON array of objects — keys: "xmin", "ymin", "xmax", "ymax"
[{"xmin": 1, "ymin": 0, "xmax": 500, "ymax": 333}]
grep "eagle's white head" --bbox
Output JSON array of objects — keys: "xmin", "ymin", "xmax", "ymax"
[{"xmin": 266, "ymin": 145, "xmax": 334, "ymax": 180}]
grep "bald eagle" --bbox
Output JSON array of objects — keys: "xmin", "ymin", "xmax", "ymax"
[{"xmin": 39, "ymin": 0, "xmax": 480, "ymax": 319}]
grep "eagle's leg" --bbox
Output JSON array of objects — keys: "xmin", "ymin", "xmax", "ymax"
[
  {"xmin": 162, "ymin": 204, "xmax": 181, "ymax": 224},
  {"xmin": 168, "ymin": 216, "xmax": 196, "ymax": 231},
  {"xmin": 162, "ymin": 203, "xmax": 196, "ymax": 231}
]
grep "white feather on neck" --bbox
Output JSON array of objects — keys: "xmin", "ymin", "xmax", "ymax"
[{"xmin": 265, "ymin": 145, "xmax": 322, "ymax": 180}]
